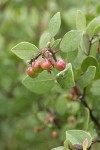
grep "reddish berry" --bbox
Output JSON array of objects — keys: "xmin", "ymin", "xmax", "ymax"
[
  {"xmin": 54, "ymin": 59, "xmax": 66, "ymax": 71},
  {"xmin": 32, "ymin": 60, "xmax": 42, "ymax": 72},
  {"xmin": 26, "ymin": 67, "xmax": 38, "ymax": 78},
  {"xmin": 51, "ymin": 131, "xmax": 57, "ymax": 138},
  {"xmin": 41, "ymin": 59, "xmax": 51, "ymax": 70}
]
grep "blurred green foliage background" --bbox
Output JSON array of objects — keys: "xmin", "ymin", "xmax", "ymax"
[{"xmin": 0, "ymin": 0, "xmax": 100, "ymax": 150}]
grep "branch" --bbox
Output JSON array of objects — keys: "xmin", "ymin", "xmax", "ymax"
[
  {"xmin": 87, "ymin": 37, "xmax": 94, "ymax": 56},
  {"xmin": 74, "ymin": 86, "xmax": 100, "ymax": 129},
  {"xmin": 92, "ymin": 138, "xmax": 100, "ymax": 144}
]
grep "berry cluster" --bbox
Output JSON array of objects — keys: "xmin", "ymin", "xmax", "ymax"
[{"xmin": 26, "ymin": 45, "xmax": 66, "ymax": 78}]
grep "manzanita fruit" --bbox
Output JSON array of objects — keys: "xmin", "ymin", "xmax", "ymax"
[
  {"xmin": 26, "ymin": 67, "xmax": 38, "ymax": 78},
  {"xmin": 32, "ymin": 60, "xmax": 43, "ymax": 72},
  {"xmin": 41, "ymin": 59, "xmax": 51, "ymax": 70},
  {"xmin": 54, "ymin": 59, "xmax": 66, "ymax": 71}
]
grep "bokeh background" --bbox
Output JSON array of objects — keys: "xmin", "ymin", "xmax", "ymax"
[{"xmin": 0, "ymin": 0, "xmax": 100, "ymax": 150}]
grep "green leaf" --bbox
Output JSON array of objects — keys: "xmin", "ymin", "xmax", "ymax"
[
  {"xmin": 74, "ymin": 48, "xmax": 86, "ymax": 69},
  {"xmin": 51, "ymin": 39, "xmax": 61, "ymax": 49},
  {"xmin": 83, "ymin": 108, "xmax": 90, "ymax": 130},
  {"xmin": 88, "ymin": 122, "xmax": 97, "ymax": 137},
  {"xmin": 76, "ymin": 10, "xmax": 86, "ymax": 31},
  {"xmin": 90, "ymin": 79, "xmax": 100, "ymax": 96},
  {"xmin": 23, "ymin": 71, "xmax": 55, "ymax": 94},
  {"xmin": 64, "ymin": 140, "xmax": 75, "ymax": 150},
  {"xmin": 77, "ymin": 66, "xmax": 96, "ymax": 88},
  {"xmin": 56, "ymin": 63, "xmax": 75, "ymax": 89},
  {"xmin": 55, "ymin": 95, "xmax": 67, "ymax": 115},
  {"xmin": 80, "ymin": 34, "xmax": 90, "ymax": 53},
  {"xmin": 51, "ymin": 146, "xmax": 64, "ymax": 150},
  {"xmin": 60, "ymin": 30, "xmax": 83, "ymax": 53},
  {"xmin": 48, "ymin": 12, "xmax": 61, "ymax": 37},
  {"xmin": 81, "ymin": 56, "xmax": 98, "ymax": 72},
  {"xmin": 61, "ymin": 49, "xmax": 78, "ymax": 63},
  {"xmin": 95, "ymin": 63, "xmax": 100, "ymax": 79},
  {"xmin": 86, "ymin": 17, "xmax": 100, "ymax": 36},
  {"xmin": 11, "ymin": 42, "xmax": 39, "ymax": 60},
  {"xmin": 39, "ymin": 32, "xmax": 51, "ymax": 49},
  {"xmin": 66, "ymin": 130, "xmax": 92, "ymax": 148},
  {"xmin": 64, "ymin": 140, "xmax": 69, "ymax": 150},
  {"xmin": 93, "ymin": 24, "xmax": 100, "ymax": 35}
]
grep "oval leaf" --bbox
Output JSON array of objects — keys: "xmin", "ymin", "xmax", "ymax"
[
  {"xmin": 51, "ymin": 39, "xmax": 61, "ymax": 49},
  {"xmin": 80, "ymin": 34, "xmax": 90, "ymax": 53},
  {"xmin": 23, "ymin": 71, "xmax": 55, "ymax": 94},
  {"xmin": 77, "ymin": 66, "xmax": 96, "ymax": 88},
  {"xmin": 93, "ymin": 24, "xmax": 100, "ymax": 35},
  {"xmin": 86, "ymin": 17, "xmax": 100, "ymax": 36},
  {"xmin": 90, "ymin": 79, "xmax": 100, "ymax": 96},
  {"xmin": 56, "ymin": 63, "xmax": 75, "ymax": 89},
  {"xmin": 64, "ymin": 140, "xmax": 74, "ymax": 150},
  {"xmin": 39, "ymin": 32, "xmax": 51, "ymax": 49},
  {"xmin": 11, "ymin": 42, "xmax": 39, "ymax": 60},
  {"xmin": 76, "ymin": 10, "xmax": 86, "ymax": 31},
  {"xmin": 61, "ymin": 49, "xmax": 78, "ymax": 63},
  {"xmin": 66, "ymin": 130, "xmax": 92, "ymax": 148},
  {"xmin": 81, "ymin": 56, "xmax": 98, "ymax": 72},
  {"xmin": 60, "ymin": 30, "xmax": 83, "ymax": 53},
  {"xmin": 48, "ymin": 12, "xmax": 61, "ymax": 37}
]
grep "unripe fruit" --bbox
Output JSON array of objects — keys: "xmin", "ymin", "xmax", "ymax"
[
  {"xmin": 26, "ymin": 67, "xmax": 38, "ymax": 78},
  {"xmin": 32, "ymin": 60, "xmax": 42, "ymax": 72},
  {"xmin": 54, "ymin": 59, "xmax": 66, "ymax": 71},
  {"xmin": 51, "ymin": 131, "xmax": 57, "ymax": 138},
  {"xmin": 41, "ymin": 59, "xmax": 51, "ymax": 70}
]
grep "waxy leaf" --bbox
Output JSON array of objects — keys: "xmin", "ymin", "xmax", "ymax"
[
  {"xmin": 51, "ymin": 39, "xmax": 61, "ymax": 49},
  {"xmin": 80, "ymin": 34, "xmax": 90, "ymax": 53},
  {"xmin": 48, "ymin": 12, "xmax": 61, "ymax": 37},
  {"xmin": 77, "ymin": 66, "xmax": 96, "ymax": 88},
  {"xmin": 60, "ymin": 30, "xmax": 83, "ymax": 53},
  {"xmin": 93, "ymin": 24, "xmax": 100, "ymax": 35},
  {"xmin": 83, "ymin": 108, "xmax": 90, "ymax": 130},
  {"xmin": 56, "ymin": 63, "xmax": 75, "ymax": 89},
  {"xmin": 81, "ymin": 56, "xmax": 98, "ymax": 72},
  {"xmin": 23, "ymin": 71, "xmax": 55, "ymax": 94},
  {"xmin": 66, "ymin": 130, "xmax": 92, "ymax": 148},
  {"xmin": 61, "ymin": 49, "xmax": 78, "ymax": 63},
  {"xmin": 64, "ymin": 140, "xmax": 74, "ymax": 150},
  {"xmin": 95, "ymin": 63, "xmax": 100, "ymax": 79},
  {"xmin": 76, "ymin": 10, "xmax": 86, "ymax": 31},
  {"xmin": 90, "ymin": 79, "xmax": 100, "ymax": 96},
  {"xmin": 11, "ymin": 42, "xmax": 39, "ymax": 60},
  {"xmin": 86, "ymin": 17, "xmax": 100, "ymax": 36},
  {"xmin": 74, "ymin": 48, "xmax": 86, "ymax": 69},
  {"xmin": 39, "ymin": 32, "xmax": 51, "ymax": 49}
]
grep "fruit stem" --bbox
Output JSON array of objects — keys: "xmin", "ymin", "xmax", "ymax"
[{"xmin": 29, "ymin": 52, "xmax": 41, "ymax": 65}]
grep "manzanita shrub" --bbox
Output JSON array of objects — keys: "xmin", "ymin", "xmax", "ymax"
[{"xmin": 11, "ymin": 10, "xmax": 100, "ymax": 150}]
